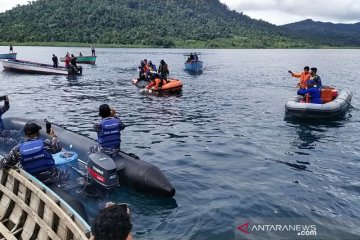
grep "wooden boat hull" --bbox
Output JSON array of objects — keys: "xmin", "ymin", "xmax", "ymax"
[
  {"xmin": 60, "ymin": 55, "xmax": 96, "ymax": 64},
  {"xmin": 0, "ymin": 167, "xmax": 90, "ymax": 240},
  {"xmin": 285, "ymin": 89, "xmax": 352, "ymax": 118},
  {"xmin": 0, "ymin": 53, "xmax": 17, "ymax": 60},
  {"xmin": 185, "ymin": 60, "xmax": 203, "ymax": 72},
  {"xmin": 0, "ymin": 59, "xmax": 81, "ymax": 75}
]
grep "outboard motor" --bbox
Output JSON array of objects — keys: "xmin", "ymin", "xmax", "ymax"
[{"xmin": 86, "ymin": 153, "xmax": 119, "ymax": 189}]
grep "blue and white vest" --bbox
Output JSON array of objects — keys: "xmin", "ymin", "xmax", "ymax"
[
  {"xmin": 19, "ymin": 139, "xmax": 55, "ymax": 175},
  {"xmin": 98, "ymin": 118, "xmax": 121, "ymax": 148}
]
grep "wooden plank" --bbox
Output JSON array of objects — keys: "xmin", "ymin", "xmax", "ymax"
[
  {"xmin": 0, "ymin": 184, "xmax": 62, "ymax": 240},
  {"xmin": 0, "ymin": 221, "xmax": 17, "ymax": 240},
  {"xmin": 7, "ymin": 170, "xmax": 89, "ymax": 239}
]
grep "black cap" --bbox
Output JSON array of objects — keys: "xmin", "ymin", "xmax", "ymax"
[
  {"xmin": 160, "ymin": 59, "xmax": 165, "ymax": 64},
  {"xmin": 99, "ymin": 104, "xmax": 111, "ymax": 118},
  {"xmin": 24, "ymin": 123, "xmax": 42, "ymax": 135}
]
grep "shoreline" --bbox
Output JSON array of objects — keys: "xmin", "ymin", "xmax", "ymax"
[{"xmin": 1, "ymin": 42, "xmax": 359, "ymax": 50}]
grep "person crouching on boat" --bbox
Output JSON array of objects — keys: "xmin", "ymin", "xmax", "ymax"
[
  {"xmin": 297, "ymin": 80, "xmax": 322, "ymax": 104},
  {"xmin": 0, "ymin": 123, "xmax": 70, "ymax": 184},
  {"xmin": 288, "ymin": 66, "xmax": 310, "ymax": 89},
  {"xmin": 90, "ymin": 104, "xmax": 126, "ymax": 157},
  {"xmin": 146, "ymin": 75, "xmax": 166, "ymax": 91}
]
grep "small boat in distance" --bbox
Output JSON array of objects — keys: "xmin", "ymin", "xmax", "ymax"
[
  {"xmin": 285, "ymin": 88, "xmax": 352, "ymax": 118},
  {"xmin": 0, "ymin": 53, "xmax": 17, "ymax": 60},
  {"xmin": 60, "ymin": 55, "xmax": 97, "ymax": 65},
  {"xmin": 0, "ymin": 167, "xmax": 91, "ymax": 240},
  {"xmin": 0, "ymin": 59, "xmax": 82, "ymax": 75},
  {"xmin": 184, "ymin": 52, "xmax": 203, "ymax": 73}
]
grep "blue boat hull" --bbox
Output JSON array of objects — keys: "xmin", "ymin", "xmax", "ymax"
[{"xmin": 185, "ymin": 61, "xmax": 203, "ymax": 72}]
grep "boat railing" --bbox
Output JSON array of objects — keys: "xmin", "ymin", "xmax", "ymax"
[{"xmin": 0, "ymin": 168, "xmax": 91, "ymax": 240}]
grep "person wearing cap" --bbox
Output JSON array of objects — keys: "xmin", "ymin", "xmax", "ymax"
[
  {"xmin": 309, "ymin": 67, "xmax": 322, "ymax": 87},
  {"xmin": 288, "ymin": 66, "xmax": 311, "ymax": 89},
  {"xmin": 90, "ymin": 202, "xmax": 133, "ymax": 240},
  {"xmin": 297, "ymin": 80, "xmax": 322, "ymax": 104},
  {"xmin": 0, "ymin": 96, "xmax": 10, "ymax": 130},
  {"xmin": 158, "ymin": 59, "xmax": 169, "ymax": 87},
  {"xmin": 90, "ymin": 104, "xmax": 126, "ymax": 157},
  {"xmin": 0, "ymin": 122, "xmax": 70, "ymax": 184}
]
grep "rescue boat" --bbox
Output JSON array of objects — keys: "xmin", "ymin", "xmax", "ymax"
[
  {"xmin": 131, "ymin": 78, "xmax": 183, "ymax": 95},
  {"xmin": 285, "ymin": 88, "xmax": 352, "ymax": 118}
]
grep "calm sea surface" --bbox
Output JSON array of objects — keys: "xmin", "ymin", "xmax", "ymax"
[{"xmin": 0, "ymin": 46, "xmax": 360, "ymax": 239}]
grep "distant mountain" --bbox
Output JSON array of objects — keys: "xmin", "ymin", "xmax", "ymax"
[
  {"xmin": 0, "ymin": 0, "xmax": 310, "ymax": 48},
  {"xmin": 282, "ymin": 19, "xmax": 360, "ymax": 47}
]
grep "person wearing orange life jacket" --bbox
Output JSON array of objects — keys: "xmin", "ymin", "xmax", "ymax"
[
  {"xmin": 288, "ymin": 66, "xmax": 311, "ymax": 89},
  {"xmin": 146, "ymin": 75, "xmax": 166, "ymax": 91}
]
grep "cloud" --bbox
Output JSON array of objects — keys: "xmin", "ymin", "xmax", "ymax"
[
  {"xmin": 220, "ymin": 0, "xmax": 360, "ymax": 25},
  {"xmin": 0, "ymin": 0, "xmax": 31, "ymax": 13}
]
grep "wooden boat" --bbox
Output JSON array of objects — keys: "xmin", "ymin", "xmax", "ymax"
[
  {"xmin": 0, "ymin": 59, "xmax": 82, "ymax": 75},
  {"xmin": 0, "ymin": 53, "xmax": 17, "ymax": 60},
  {"xmin": 60, "ymin": 55, "xmax": 96, "ymax": 65},
  {"xmin": 285, "ymin": 88, "xmax": 352, "ymax": 118},
  {"xmin": 132, "ymin": 78, "xmax": 183, "ymax": 95},
  {"xmin": 0, "ymin": 166, "xmax": 91, "ymax": 239},
  {"xmin": 184, "ymin": 52, "xmax": 203, "ymax": 73}
]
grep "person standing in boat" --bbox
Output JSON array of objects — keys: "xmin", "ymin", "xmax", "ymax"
[
  {"xmin": 91, "ymin": 45, "xmax": 96, "ymax": 56},
  {"xmin": 9, "ymin": 43, "xmax": 13, "ymax": 53},
  {"xmin": 0, "ymin": 122, "xmax": 70, "ymax": 184},
  {"xmin": 90, "ymin": 104, "xmax": 126, "ymax": 157},
  {"xmin": 64, "ymin": 54, "xmax": 71, "ymax": 68},
  {"xmin": 297, "ymin": 80, "xmax": 322, "ymax": 104},
  {"xmin": 158, "ymin": 59, "xmax": 169, "ymax": 87},
  {"xmin": 288, "ymin": 66, "xmax": 311, "ymax": 89},
  {"xmin": 70, "ymin": 54, "xmax": 79, "ymax": 72},
  {"xmin": 52, "ymin": 54, "xmax": 59, "ymax": 68},
  {"xmin": 309, "ymin": 67, "xmax": 322, "ymax": 87}
]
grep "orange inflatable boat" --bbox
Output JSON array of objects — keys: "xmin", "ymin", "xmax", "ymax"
[{"xmin": 131, "ymin": 78, "xmax": 183, "ymax": 94}]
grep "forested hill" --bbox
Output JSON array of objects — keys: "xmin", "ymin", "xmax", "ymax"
[
  {"xmin": 0, "ymin": 0, "xmax": 311, "ymax": 48},
  {"xmin": 282, "ymin": 19, "xmax": 360, "ymax": 47}
]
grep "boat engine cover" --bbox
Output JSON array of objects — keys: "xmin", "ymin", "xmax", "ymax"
[{"xmin": 87, "ymin": 153, "xmax": 119, "ymax": 189}]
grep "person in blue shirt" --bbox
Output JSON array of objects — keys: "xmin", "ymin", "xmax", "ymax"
[
  {"xmin": 297, "ymin": 80, "xmax": 322, "ymax": 104},
  {"xmin": 90, "ymin": 104, "xmax": 126, "ymax": 157},
  {"xmin": 310, "ymin": 67, "xmax": 322, "ymax": 87}
]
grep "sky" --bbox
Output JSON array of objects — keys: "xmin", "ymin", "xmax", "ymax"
[{"xmin": 0, "ymin": 0, "xmax": 359, "ymax": 25}]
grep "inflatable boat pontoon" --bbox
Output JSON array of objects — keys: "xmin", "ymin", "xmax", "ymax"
[
  {"xmin": 285, "ymin": 89, "xmax": 352, "ymax": 119},
  {"xmin": 0, "ymin": 118, "xmax": 175, "ymax": 198}
]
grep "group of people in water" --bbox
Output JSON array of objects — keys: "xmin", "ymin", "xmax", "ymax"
[
  {"xmin": 137, "ymin": 58, "xmax": 170, "ymax": 90},
  {"xmin": 289, "ymin": 66, "xmax": 325, "ymax": 104},
  {"xmin": 0, "ymin": 97, "xmax": 132, "ymax": 239}
]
